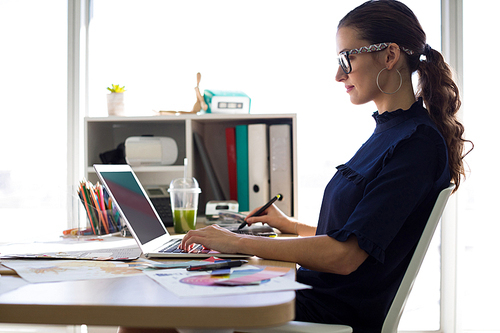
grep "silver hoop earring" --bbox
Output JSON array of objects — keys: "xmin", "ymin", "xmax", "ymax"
[{"xmin": 376, "ymin": 68, "xmax": 402, "ymax": 95}]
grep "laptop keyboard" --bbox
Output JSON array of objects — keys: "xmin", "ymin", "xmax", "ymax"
[
  {"xmin": 159, "ymin": 239, "xmax": 183, "ymax": 253},
  {"xmin": 158, "ymin": 238, "xmax": 211, "ymax": 254}
]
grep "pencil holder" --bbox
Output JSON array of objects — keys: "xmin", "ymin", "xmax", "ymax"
[{"xmin": 75, "ymin": 180, "xmax": 123, "ymax": 236}]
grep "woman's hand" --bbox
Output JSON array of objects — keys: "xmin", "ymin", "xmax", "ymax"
[
  {"xmin": 245, "ymin": 204, "xmax": 297, "ymax": 234},
  {"xmin": 245, "ymin": 204, "xmax": 317, "ymax": 236},
  {"xmin": 180, "ymin": 225, "xmax": 247, "ymax": 254}
]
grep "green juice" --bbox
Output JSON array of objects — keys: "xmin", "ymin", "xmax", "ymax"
[{"xmin": 173, "ymin": 208, "xmax": 197, "ymax": 233}]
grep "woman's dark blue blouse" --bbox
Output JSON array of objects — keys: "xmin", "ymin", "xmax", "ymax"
[{"xmin": 295, "ymin": 99, "xmax": 450, "ymax": 333}]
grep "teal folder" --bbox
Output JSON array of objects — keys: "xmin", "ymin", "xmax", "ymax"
[{"xmin": 235, "ymin": 125, "xmax": 249, "ymax": 211}]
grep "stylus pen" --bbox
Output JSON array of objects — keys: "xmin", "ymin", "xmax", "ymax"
[
  {"xmin": 186, "ymin": 260, "xmax": 248, "ymax": 271},
  {"xmin": 237, "ymin": 194, "xmax": 283, "ymax": 230}
]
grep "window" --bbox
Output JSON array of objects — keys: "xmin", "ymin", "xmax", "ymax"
[
  {"xmin": 461, "ymin": 1, "xmax": 499, "ymax": 331},
  {"xmin": 87, "ymin": 1, "xmax": 441, "ymax": 330},
  {"xmin": 0, "ymin": 0, "xmax": 68, "ymax": 243}
]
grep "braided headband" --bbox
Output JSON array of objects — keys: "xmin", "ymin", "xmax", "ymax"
[{"xmin": 348, "ymin": 42, "xmax": 415, "ymax": 56}]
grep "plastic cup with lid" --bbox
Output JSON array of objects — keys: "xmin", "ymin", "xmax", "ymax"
[{"xmin": 168, "ymin": 177, "xmax": 201, "ymax": 233}]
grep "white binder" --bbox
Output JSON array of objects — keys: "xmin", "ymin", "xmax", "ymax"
[
  {"xmin": 269, "ymin": 124, "xmax": 292, "ymax": 216},
  {"xmin": 248, "ymin": 124, "xmax": 270, "ymax": 210}
]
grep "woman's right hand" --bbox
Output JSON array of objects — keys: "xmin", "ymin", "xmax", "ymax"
[{"xmin": 244, "ymin": 204, "xmax": 297, "ymax": 234}]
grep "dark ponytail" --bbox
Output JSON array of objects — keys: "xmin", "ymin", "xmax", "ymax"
[
  {"xmin": 339, "ymin": 0, "xmax": 472, "ymax": 191},
  {"xmin": 417, "ymin": 45, "xmax": 471, "ymax": 190}
]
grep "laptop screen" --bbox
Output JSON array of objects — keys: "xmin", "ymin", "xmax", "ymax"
[{"xmin": 98, "ymin": 170, "xmax": 167, "ymax": 244}]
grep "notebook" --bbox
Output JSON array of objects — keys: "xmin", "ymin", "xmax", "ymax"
[{"xmin": 93, "ymin": 164, "xmax": 250, "ymax": 259}]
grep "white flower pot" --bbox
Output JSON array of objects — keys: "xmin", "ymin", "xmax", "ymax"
[{"xmin": 107, "ymin": 93, "xmax": 125, "ymax": 116}]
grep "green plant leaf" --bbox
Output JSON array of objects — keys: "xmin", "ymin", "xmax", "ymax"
[{"xmin": 107, "ymin": 84, "xmax": 126, "ymax": 93}]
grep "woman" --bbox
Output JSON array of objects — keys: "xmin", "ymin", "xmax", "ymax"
[{"xmin": 120, "ymin": 0, "xmax": 470, "ymax": 332}]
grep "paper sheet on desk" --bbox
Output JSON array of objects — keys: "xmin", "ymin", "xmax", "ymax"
[
  {"xmin": 144, "ymin": 265, "xmax": 311, "ymax": 297},
  {"xmin": 1, "ymin": 259, "xmax": 144, "ymax": 283},
  {"xmin": 0, "ymin": 276, "xmax": 29, "ymax": 296}
]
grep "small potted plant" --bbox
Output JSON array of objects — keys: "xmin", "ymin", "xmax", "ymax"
[{"xmin": 106, "ymin": 84, "xmax": 126, "ymax": 116}]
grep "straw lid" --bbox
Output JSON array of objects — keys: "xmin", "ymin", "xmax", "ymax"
[{"xmin": 168, "ymin": 177, "xmax": 201, "ymax": 193}]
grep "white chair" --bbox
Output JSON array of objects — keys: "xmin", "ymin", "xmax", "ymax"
[{"xmin": 243, "ymin": 183, "xmax": 455, "ymax": 333}]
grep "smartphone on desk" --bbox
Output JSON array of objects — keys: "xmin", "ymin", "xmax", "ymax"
[{"xmin": 145, "ymin": 185, "xmax": 173, "ymax": 227}]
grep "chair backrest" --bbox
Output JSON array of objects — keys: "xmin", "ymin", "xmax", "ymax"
[{"xmin": 381, "ymin": 183, "xmax": 455, "ymax": 333}]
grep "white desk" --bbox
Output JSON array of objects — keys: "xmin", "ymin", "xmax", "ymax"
[{"xmin": 0, "ymin": 257, "xmax": 295, "ymax": 331}]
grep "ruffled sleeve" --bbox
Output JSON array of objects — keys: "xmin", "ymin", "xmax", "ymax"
[
  {"xmin": 336, "ymin": 164, "xmax": 365, "ymax": 185},
  {"xmin": 328, "ymin": 229, "xmax": 386, "ymax": 263}
]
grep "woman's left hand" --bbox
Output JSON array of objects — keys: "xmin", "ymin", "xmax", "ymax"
[{"xmin": 180, "ymin": 225, "xmax": 246, "ymax": 254}]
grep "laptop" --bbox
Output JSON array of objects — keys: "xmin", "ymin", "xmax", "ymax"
[{"xmin": 93, "ymin": 164, "xmax": 250, "ymax": 259}]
